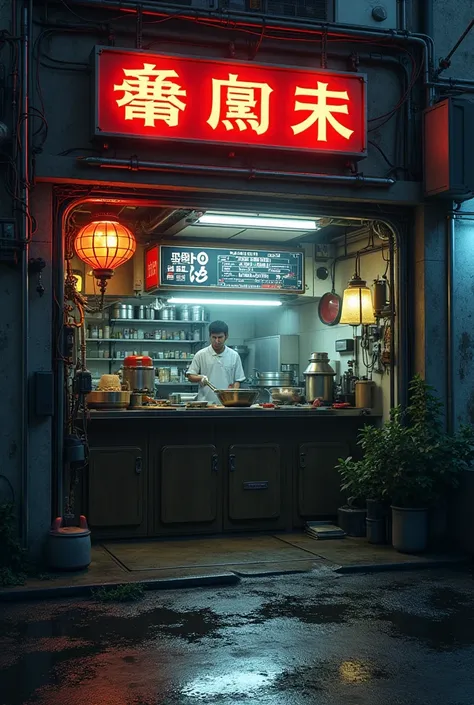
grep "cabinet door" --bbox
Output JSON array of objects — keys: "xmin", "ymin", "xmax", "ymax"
[
  {"xmin": 228, "ymin": 444, "xmax": 281, "ymax": 521},
  {"xmin": 161, "ymin": 445, "xmax": 218, "ymax": 524},
  {"xmin": 298, "ymin": 442, "xmax": 348, "ymax": 517},
  {"xmin": 88, "ymin": 446, "xmax": 145, "ymax": 528}
]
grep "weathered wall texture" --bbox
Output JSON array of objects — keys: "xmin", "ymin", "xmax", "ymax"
[{"xmin": 1, "ymin": 0, "xmax": 474, "ymax": 555}]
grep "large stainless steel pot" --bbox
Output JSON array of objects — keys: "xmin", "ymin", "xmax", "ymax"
[
  {"xmin": 122, "ymin": 355, "xmax": 155, "ymax": 392},
  {"xmin": 159, "ymin": 306, "xmax": 177, "ymax": 321},
  {"xmin": 269, "ymin": 387, "xmax": 305, "ymax": 405},
  {"xmin": 304, "ymin": 352, "xmax": 335, "ymax": 402},
  {"xmin": 254, "ymin": 370, "xmax": 295, "ymax": 387},
  {"xmin": 205, "ymin": 380, "xmax": 258, "ymax": 407},
  {"xmin": 86, "ymin": 391, "xmax": 131, "ymax": 409}
]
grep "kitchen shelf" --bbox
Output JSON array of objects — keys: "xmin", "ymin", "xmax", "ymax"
[
  {"xmin": 86, "ymin": 358, "xmax": 192, "ymax": 363},
  {"xmin": 109, "ymin": 319, "xmax": 210, "ymax": 325},
  {"xmin": 86, "ymin": 338, "xmax": 205, "ymax": 343}
]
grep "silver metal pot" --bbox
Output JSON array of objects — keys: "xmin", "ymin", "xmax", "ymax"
[
  {"xmin": 135, "ymin": 305, "xmax": 145, "ymax": 319},
  {"xmin": 159, "ymin": 306, "xmax": 177, "ymax": 321},
  {"xmin": 145, "ymin": 306, "xmax": 155, "ymax": 320},
  {"xmin": 178, "ymin": 305, "xmax": 191, "ymax": 321},
  {"xmin": 126, "ymin": 305, "xmax": 134, "ymax": 319},
  {"xmin": 304, "ymin": 352, "xmax": 335, "ymax": 402},
  {"xmin": 269, "ymin": 387, "xmax": 305, "ymax": 405},
  {"xmin": 254, "ymin": 370, "xmax": 295, "ymax": 387},
  {"xmin": 122, "ymin": 360, "xmax": 155, "ymax": 392},
  {"xmin": 86, "ymin": 390, "xmax": 131, "ymax": 409},
  {"xmin": 191, "ymin": 305, "xmax": 205, "ymax": 321}
]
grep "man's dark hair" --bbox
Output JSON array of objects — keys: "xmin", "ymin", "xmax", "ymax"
[{"xmin": 209, "ymin": 320, "xmax": 228, "ymax": 336}]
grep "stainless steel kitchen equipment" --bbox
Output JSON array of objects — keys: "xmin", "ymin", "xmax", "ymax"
[
  {"xmin": 281, "ymin": 363, "xmax": 299, "ymax": 383},
  {"xmin": 230, "ymin": 345, "xmax": 249, "ymax": 359},
  {"xmin": 245, "ymin": 335, "xmax": 299, "ymax": 379},
  {"xmin": 159, "ymin": 306, "xmax": 177, "ymax": 321},
  {"xmin": 145, "ymin": 306, "xmax": 154, "ymax": 319},
  {"xmin": 253, "ymin": 370, "xmax": 295, "ymax": 387},
  {"xmin": 205, "ymin": 380, "xmax": 259, "ymax": 407},
  {"xmin": 191, "ymin": 305, "xmax": 205, "ymax": 321},
  {"xmin": 178, "ymin": 304, "xmax": 191, "ymax": 321},
  {"xmin": 126, "ymin": 305, "xmax": 134, "ymax": 319},
  {"xmin": 269, "ymin": 387, "xmax": 305, "ymax": 405},
  {"xmin": 122, "ymin": 355, "xmax": 155, "ymax": 392},
  {"xmin": 304, "ymin": 352, "xmax": 336, "ymax": 403},
  {"xmin": 86, "ymin": 390, "xmax": 131, "ymax": 409},
  {"xmin": 135, "ymin": 305, "xmax": 145, "ymax": 319}
]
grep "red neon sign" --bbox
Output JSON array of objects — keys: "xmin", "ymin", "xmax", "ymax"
[
  {"xmin": 145, "ymin": 245, "xmax": 159, "ymax": 292},
  {"xmin": 94, "ymin": 48, "xmax": 367, "ymax": 157}
]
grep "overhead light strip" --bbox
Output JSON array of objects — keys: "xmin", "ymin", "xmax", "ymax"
[
  {"xmin": 196, "ymin": 214, "xmax": 319, "ymax": 230},
  {"xmin": 168, "ymin": 297, "xmax": 282, "ymax": 307}
]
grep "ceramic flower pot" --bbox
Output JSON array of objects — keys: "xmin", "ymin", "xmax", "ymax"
[{"xmin": 391, "ymin": 506, "xmax": 428, "ymax": 554}]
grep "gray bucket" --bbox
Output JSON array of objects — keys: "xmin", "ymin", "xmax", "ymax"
[
  {"xmin": 391, "ymin": 506, "xmax": 428, "ymax": 554},
  {"xmin": 46, "ymin": 516, "xmax": 91, "ymax": 571}
]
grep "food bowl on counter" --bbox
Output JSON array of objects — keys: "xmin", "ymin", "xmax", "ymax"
[{"xmin": 269, "ymin": 387, "xmax": 305, "ymax": 405}]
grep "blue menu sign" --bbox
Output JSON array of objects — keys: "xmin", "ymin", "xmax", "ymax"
[{"xmin": 159, "ymin": 245, "xmax": 304, "ymax": 293}]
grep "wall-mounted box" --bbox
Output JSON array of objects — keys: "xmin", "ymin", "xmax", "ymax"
[{"xmin": 424, "ymin": 98, "xmax": 474, "ymax": 201}]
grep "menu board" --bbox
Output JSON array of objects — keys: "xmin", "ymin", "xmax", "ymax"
[{"xmin": 159, "ymin": 245, "xmax": 304, "ymax": 293}]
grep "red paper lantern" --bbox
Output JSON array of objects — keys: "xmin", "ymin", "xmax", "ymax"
[{"xmin": 74, "ymin": 214, "xmax": 136, "ymax": 294}]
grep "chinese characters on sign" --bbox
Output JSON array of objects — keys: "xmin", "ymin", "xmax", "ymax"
[
  {"xmin": 96, "ymin": 49, "xmax": 366, "ymax": 156},
  {"xmin": 148, "ymin": 245, "xmax": 304, "ymax": 293},
  {"xmin": 167, "ymin": 250, "xmax": 210, "ymax": 284}
]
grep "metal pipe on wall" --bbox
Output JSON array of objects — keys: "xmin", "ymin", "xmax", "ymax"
[
  {"xmin": 77, "ymin": 156, "xmax": 395, "ymax": 187},
  {"xmin": 447, "ymin": 213, "xmax": 454, "ymax": 433},
  {"xmin": 19, "ymin": 1, "xmax": 31, "ymax": 547},
  {"xmin": 48, "ymin": 0, "xmax": 434, "ymax": 104}
]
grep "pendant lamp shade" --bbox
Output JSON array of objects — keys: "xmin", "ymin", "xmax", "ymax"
[
  {"xmin": 340, "ymin": 253, "xmax": 375, "ymax": 326},
  {"xmin": 74, "ymin": 214, "xmax": 136, "ymax": 294}
]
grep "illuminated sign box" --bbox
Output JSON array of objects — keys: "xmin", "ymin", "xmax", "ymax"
[
  {"xmin": 144, "ymin": 244, "xmax": 304, "ymax": 293},
  {"xmin": 94, "ymin": 47, "xmax": 367, "ymax": 158}
]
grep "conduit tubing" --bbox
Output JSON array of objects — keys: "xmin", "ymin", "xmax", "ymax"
[
  {"xmin": 77, "ymin": 156, "xmax": 395, "ymax": 187},
  {"xmin": 47, "ymin": 0, "xmax": 435, "ymax": 104}
]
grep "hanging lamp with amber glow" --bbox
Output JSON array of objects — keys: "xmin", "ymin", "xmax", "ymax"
[
  {"xmin": 340, "ymin": 253, "xmax": 375, "ymax": 326},
  {"xmin": 73, "ymin": 213, "xmax": 136, "ymax": 295}
]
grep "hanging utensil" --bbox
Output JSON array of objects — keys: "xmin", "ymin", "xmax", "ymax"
[{"xmin": 318, "ymin": 259, "xmax": 342, "ymax": 326}]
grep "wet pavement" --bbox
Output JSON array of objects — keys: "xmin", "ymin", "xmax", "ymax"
[{"xmin": 1, "ymin": 567, "xmax": 474, "ymax": 704}]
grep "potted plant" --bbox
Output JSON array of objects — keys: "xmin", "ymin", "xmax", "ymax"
[
  {"xmin": 336, "ymin": 454, "xmax": 370, "ymax": 537},
  {"xmin": 338, "ymin": 422, "xmax": 393, "ymax": 543},
  {"xmin": 337, "ymin": 375, "xmax": 474, "ymax": 552}
]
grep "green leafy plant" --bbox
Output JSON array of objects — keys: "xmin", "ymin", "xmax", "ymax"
[
  {"xmin": 338, "ymin": 375, "xmax": 474, "ymax": 509},
  {"xmin": 91, "ymin": 583, "xmax": 145, "ymax": 602},
  {"xmin": 0, "ymin": 503, "xmax": 27, "ymax": 587}
]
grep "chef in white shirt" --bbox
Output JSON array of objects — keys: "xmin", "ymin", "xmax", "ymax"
[{"xmin": 186, "ymin": 320, "xmax": 246, "ymax": 404}]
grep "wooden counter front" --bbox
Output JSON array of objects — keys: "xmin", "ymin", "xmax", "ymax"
[{"xmin": 82, "ymin": 408, "xmax": 380, "ymax": 540}]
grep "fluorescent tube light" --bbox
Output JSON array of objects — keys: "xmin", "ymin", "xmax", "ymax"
[
  {"xmin": 168, "ymin": 297, "xmax": 282, "ymax": 307},
  {"xmin": 196, "ymin": 213, "xmax": 319, "ymax": 230}
]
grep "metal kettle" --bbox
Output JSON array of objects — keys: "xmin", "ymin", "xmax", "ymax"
[{"xmin": 303, "ymin": 352, "xmax": 335, "ymax": 403}]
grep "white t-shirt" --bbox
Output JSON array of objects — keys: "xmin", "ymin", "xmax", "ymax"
[{"xmin": 187, "ymin": 345, "xmax": 246, "ymax": 403}]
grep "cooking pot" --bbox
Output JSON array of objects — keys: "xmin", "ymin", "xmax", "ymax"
[
  {"xmin": 205, "ymin": 380, "xmax": 258, "ymax": 407},
  {"xmin": 122, "ymin": 355, "xmax": 155, "ymax": 392},
  {"xmin": 253, "ymin": 370, "xmax": 295, "ymax": 387}
]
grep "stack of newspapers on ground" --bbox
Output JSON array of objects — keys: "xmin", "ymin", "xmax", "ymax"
[{"xmin": 305, "ymin": 521, "xmax": 346, "ymax": 540}]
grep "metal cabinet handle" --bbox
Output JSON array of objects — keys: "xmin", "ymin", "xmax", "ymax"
[
  {"xmin": 212, "ymin": 454, "xmax": 218, "ymax": 473},
  {"xmin": 300, "ymin": 452, "xmax": 306, "ymax": 468},
  {"xmin": 135, "ymin": 456, "xmax": 142, "ymax": 474},
  {"xmin": 229, "ymin": 454, "xmax": 236, "ymax": 472}
]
